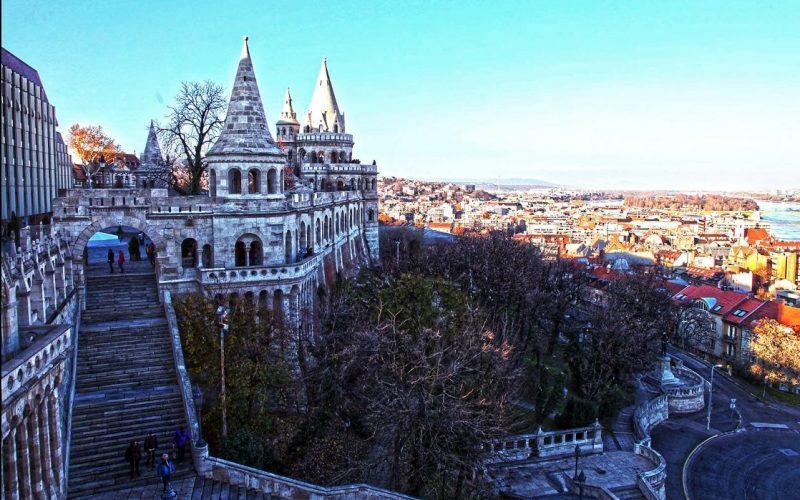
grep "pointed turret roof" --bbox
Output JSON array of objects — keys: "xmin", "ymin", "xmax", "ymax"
[
  {"xmin": 207, "ymin": 37, "xmax": 281, "ymax": 157},
  {"xmin": 140, "ymin": 120, "xmax": 164, "ymax": 166},
  {"xmin": 306, "ymin": 58, "xmax": 345, "ymax": 133},
  {"xmin": 277, "ymin": 88, "xmax": 299, "ymax": 125}
]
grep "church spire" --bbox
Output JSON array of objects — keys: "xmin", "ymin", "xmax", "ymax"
[
  {"xmin": 140, "ymin": 120, "xmax": 164, "ymax": 166},
  {"xmin": 207, "ymin": 36, "xmax": 281, "ymax": 157},
  {"xmin": 277, "ymin": 87, "xmax": 299, "ymax": 125},
  {"xmin": 306, "ymin": 57, "xmax": 345, "ymax": 133}
]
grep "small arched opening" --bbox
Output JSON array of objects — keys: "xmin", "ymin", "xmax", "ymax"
[
  {"xmin": 229, "ymin": 169, "xmax": 242, "ymax": 194},
  {"xmin": 337, "ymin": 179, "xmax": 345, "ymax": 191},
  {"xmin": 299, "ymin": 221, "xmax": 307, "ymax": 257},
  {"xmin": 267, "ymin": 168, "xmax": 278, "ymax": 194},
  {"xmin": 235, "ymin": 241, "xmax": 247, "ymax": 267},
  {"xmin": 181, "ymin": 238, "xmax": 198, "ymax": 268},
  {"xmin": 202, "ymin": 244, "xmax": 213, "ymax": 268},
  {"xmin": 368, "ymin": 209, "xmax": 375, "ymax": 222},
  {"xmin": 248, "ymin": 169, "xmax": 260, "ymax": 194},
  {"xmin": 249, "ymin": 239, "xmax": 263, "ymax": 266},
  {"xmin": 315, "ymin": 219, "xmax": 322, "ymax": 246}
]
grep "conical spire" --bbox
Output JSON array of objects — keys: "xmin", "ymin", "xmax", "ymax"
[
  {"xmin": 277, "ymin": 87, "xmax": 299, "ymax": 125},
  {"xmin": 306, "ymin": 58, "xmax": 345, "ymax": 133},
  {"xmin": 140, "ymin": 120, "xmax": 164, "ymax": 166},
  {"xmin": 207, "ymin": 37, "xmax": 281, "ymax": 156}
]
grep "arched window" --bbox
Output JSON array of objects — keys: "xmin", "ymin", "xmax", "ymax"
[
  {"xmin": 202, "ymin": 244, "xmax": 213, "ymax": 267},
  {"xmin": 335, "ymin": 213, "xmax": 340, "ymax": 236},
  {"xmin": 181, "ymin": 238, "xmax": 198, "ymax": 268},
  {"xmin": 249, "ymin": 240, "xmax": 263, "ymax": 266},
  {"xmin": 350, "ymin": 178, "xmax": 356, "ymax": 190},
  {"xmin": 288, "ymin": 150, "xmax": 294, "ymax": 164},
  {"xmin": 358, "ymin": 178, "xmax": 363, "ymax": 190},
  {"xmin": 299, "ymin": 221, "xmax": 307, "ymax": 255},
  {"xmin": 248, "ymin": 169, "xmax": 260, "ymax": 194},
  {"xmin": 339, "ymin": 151, "xmax": 346, "ymax": 163},
  {"xmin": 235, "ymin": 241, "xmax": 247, "ymax": 267},
  {"xmin": 273, "ymin": 289, "xmax": 284, "ymax": 319},
  {"xmin": 318, "ymin": 152, "xmax": 325, "ymax": 164},
  {"xmin": 210, "ymin": 169, "xmax": 217, "ymax": 197},
  {"xmin": 259, "ymin": 290, "xmax": 269, "ymax": 310},
  {"xmin": 337, "ymin": 179, "xmax": 345, "ymax": 191},
  {"xmin": 267, "ymin": 168, "xmax": 277, "ymax": 194},
  {"xmin": 285, "ymin": 230, "xmax": 293, "ymax": 263},
  {"xmin": 333, "ymin": 124, "xmax": 339, "ymax": 133},
  {"xmin": 307, "ymin": 224, "xmax": 312, "ymax": 252},
  {"xmin": 229, "ymin": 169, "xmax": 242, "ymax": 194},
  {"xmin": 368, "ymin": 209, "xmax": 375, "ymax": 222},
  {"xmin": 324, "ymin": 215, "xmax": 330, "ymax": 242},
  {"xmin": 310, "ymin": 151, "xmax": 318, "ymax": 163}
]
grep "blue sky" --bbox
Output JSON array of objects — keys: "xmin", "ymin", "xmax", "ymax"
[{"xmin": 3, "ymin": 0, "xmax": 799, "ymax": 190}]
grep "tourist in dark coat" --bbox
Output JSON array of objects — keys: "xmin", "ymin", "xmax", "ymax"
[
  {"xmin": 144, "ymin": 431, "xmax": 158, "ymax": 467},
  {"xmin": 117, "ymin": 249, "xmax": 125, "ymax": 273},
  {"xmin": 107, "ymin": 248, "xmax": 115, "ymax": 273},
  {"xmin": 124, "ymin": 440, "xmax": 141, "ymax": 478}
]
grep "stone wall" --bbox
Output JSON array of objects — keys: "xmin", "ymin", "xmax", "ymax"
[
  {"xmin": 664, "ymin": 363, "xmax": 705, "ymax": 414},
  {"xmin": 633, "ymin": 394, "xmax": 668, "ymax": 447}
]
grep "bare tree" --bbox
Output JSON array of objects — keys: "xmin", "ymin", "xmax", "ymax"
[
  {"xmin": 158, "ymin": 81, "xmax": 226, "ymax": 195},
  {"xmin": 675, "ymin": 304, "xmax": 717, "ymax": 351}
]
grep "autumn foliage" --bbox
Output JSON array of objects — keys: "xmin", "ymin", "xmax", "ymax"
[
  {"xmin": 749, "ymin": 318, "xmax": 800, "ymax": 387},
  {"xmin": 67, "ymin": 123, "xmax": 121, "ymax": 185}
]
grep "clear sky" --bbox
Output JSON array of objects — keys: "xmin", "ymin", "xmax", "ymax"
[{"xmin": 3, "ymin": 0, "xmax": 799, "ymax": 191}]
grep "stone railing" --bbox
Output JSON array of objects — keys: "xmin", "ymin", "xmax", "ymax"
[
  {"xmin": 484, "ymin": 420, "xmax": 603, "ymax": 464},
  {"xmin": 2, "ymin": 323, "xmax": 72, "ymax": 400},
  {"xmin": 633, "ymin": 394, "xmax": 668, "ymax": 447},
  {"xmin": 663, "ymin": 363, "xmax": 705, "ymax": 414},
  {"xmin": 205, "ymin": 457, "xmax": 412, "ymax": 499},
  {"xmin": 201, "ymin": 253, "xmax": 324, "ymax": 285},
  {"xmin": 634, "ymin": 442, "xmax": 667, "ymax": 500},
  {"xmin": 297, "ymin": 132, "xmax": 353, "ymax": 142},
  {"xmin": 161, "ymin": 290, "xmax": 413, "ymax": 499}
]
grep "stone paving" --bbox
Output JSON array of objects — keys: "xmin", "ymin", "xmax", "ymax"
[{"xmin": 488, "ymin": 451, "xmax": 653, "ymax": 498}]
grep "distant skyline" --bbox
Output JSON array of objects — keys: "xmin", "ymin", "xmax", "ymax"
[{"xmin": 2, "ymin": 0, "xmax": 799, "ymax": 191}]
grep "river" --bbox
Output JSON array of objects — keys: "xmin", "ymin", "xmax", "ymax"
[{"xmin": 757, "ymin": 201, "xmax": 800, "ymax": 241}]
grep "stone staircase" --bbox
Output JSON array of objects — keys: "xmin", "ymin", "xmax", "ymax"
[
  {"xmin": 68, "ymin": 272, "xmax": 192, "ymax": 498},
  {"xmin": 610, "ymin": 485, "xmax": 646, "ymax": 499},
  {"xmin": 189, "ymin": 477, "xmax": 273, "ymax": 499}
]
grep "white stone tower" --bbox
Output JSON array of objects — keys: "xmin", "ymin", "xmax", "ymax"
[
  {"xmin": 206, "ymin": 37, "xmax": 285, "ymax": 199},
  {"xmin": 275, "ymin": 88, "xmax": 301, "ymax": 166}
]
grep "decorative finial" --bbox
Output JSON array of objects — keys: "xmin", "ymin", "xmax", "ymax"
[{"xmin": 244, "ymin": 35, "xmax": 249, "ymax": 42}]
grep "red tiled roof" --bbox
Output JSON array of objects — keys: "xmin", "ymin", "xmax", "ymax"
[
  {"xmin": 72, "ymin": 164, "xmax": 86, "ymax": 181},
  {"xmin": 745, "ymin": 228, "xmax": 770, "ymax": 245},
  {"xmin": 662, "ymin": 281, "xmax": 688, "ymax": 296},
  {"xmin": 673, "ymin": 284, "xmax": 748, "ymax": 316},
  {"xmin": 723, "ymin": 298, "xmax": 766, "ymax": 325},
  {"xmin": 778, "ymin": 303, "xmax": 800, "ymax": 332},
  {"xmin": 741, "ymin": 301, "xmax": 779, "ymax": 330}
]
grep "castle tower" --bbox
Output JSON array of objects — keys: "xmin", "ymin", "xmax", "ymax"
[
  {"xmin": 306, "ymin": 58, "xmax": 345, "ymax": 134},
  {"xmin": 206, "ymin": 37, "xmax": 285, "ymax": 199},
  {"xmin": 136, "ymin": 120, "xmax": 167, "ymax": 188},
  {"xmin": 275, "ymin": 88, "xmax": 301, "ymax": 166}
]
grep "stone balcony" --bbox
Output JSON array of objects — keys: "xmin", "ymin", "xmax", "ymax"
[{"xmin": 201, "ymin": 252, "xmax": 325, "ymax": 286}]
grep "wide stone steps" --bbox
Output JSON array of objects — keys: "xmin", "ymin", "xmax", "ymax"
[
  {"xmin": 611, "ymin": 485, "xmax": 646, "ymax": 500},
  {"xmin": 68, "ymin": 272, "xmax": 191, "ymax": 498},
  {"xmin": 191, "ymin": 477, "xmax": 273, "ymax": 500}
]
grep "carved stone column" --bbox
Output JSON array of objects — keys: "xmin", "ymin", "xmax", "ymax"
[
  {"xmin": 37, "ymin": 401, "xmax": 56, "ymax": 498},
  {"xmin": 15, "ymin": 417, "xmax": 32, "ymax": 499},
  {"xmin": 27, "ymin": 408, "xmax": 44, "ymax": 499},
  {"xmin": 47, "ymin": 394, "xmax": 64, "ymax": 493},
  {"xmin": 3, "ymin": 427, "xmax": 18, "ymax": 499}
]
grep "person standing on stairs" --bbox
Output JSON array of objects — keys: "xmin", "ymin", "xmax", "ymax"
[
  {"xmin": 144, "ymin": 431, "xmax": 159, "ymax": 468},
  {"xmin": 173, "ymin": 426, "xmax": 190, "ymax": 462},
  {"xmin": 157, "ymin": 453, "xmax": 176, "ymax": 494},
  {"xmin": 125, "ymin": 440, "xmax": 142, "ymax": 478},
  {"xmin": 108, "ymin": 248, "xmax": 115, "ymax": 273},
  {"xmin": 118, "ymin": 249, "xmax": 126, "ymax": 273}
]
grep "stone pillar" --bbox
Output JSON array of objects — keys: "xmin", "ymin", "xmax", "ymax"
[
  {"xmin": 3, "ymin": 429, "xmax": 18, "ymax": 500},
  {"xmin": 47, "ymin": 394, "xmax": 64, "ymax": 492},
  {"xmin": 37, "ymin": 401, "xmax": 56, "ymax": 498},
  {"xmin": 26, "ymin": 408, "xmax": 44, "ymax": 499},
  {"xmin": 15, "ymin": 418, "xmax": 32, "ymax": 499}
]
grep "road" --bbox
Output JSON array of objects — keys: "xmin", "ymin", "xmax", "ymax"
[{"xmin": 650, "ymin": 348, "xmax": 800, "ymax": 500}]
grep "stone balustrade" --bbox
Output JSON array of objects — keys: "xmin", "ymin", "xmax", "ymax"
[
  {"xmin": 2, "ymin": 325, "xmax": 71, "ymax": 398},
  {"xmin": 484, "ymin": 420, "xmax": 603, "ymax": 464},
  {"xmin": 205, "ymin": 457, "xmax": 412, "ymax": 499},
  {"xmin": 633, "ymin": 394, "xmax": 668, "ymax": 447},
  {"xmin": 301, "ymin": 163, "xmax": 377, "ymax": 174},
  {"xmin": 634, "ymin": 442, "xmax": 667, "ymax": 499},
  {"xmin": 663, "ymin": 364, "xmax": 705, "ymax": 414},
  {"xmin": 297, "ymin": 132, "xmax": 354, "ymax": 142},
  {"xmin": 201, "ymin": 253, "xmax": 324, "ymax": 285}
]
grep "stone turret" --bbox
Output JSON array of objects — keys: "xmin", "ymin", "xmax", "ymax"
[
  {"xmin": 276, "ymin": 88, "xmax": 301, "ymax": 167},
  {"xmin": 305, "ymin": 58, "xmax": 345, "ymax": 134},
  {"xmin": 206, "ymin": 37, "xmax": 285, "ymax": 198},
  {"xmin": 136, "ymin": 121, "xmax": 167, "ymax": 188}
]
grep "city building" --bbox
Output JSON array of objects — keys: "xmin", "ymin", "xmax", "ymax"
[{"xmin": 1, "ymin": 48, "xmax": 73, "ymax": 228}]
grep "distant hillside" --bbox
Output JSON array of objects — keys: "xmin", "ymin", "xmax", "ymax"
[
  {"xmin": 437, "ymin": 177, "xmax": 558, "ymax": 189},
  {"xmin": 624, "ymin": 194, "xmax": 759, "ymax": 211}
]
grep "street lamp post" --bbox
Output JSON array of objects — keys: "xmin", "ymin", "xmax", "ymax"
[
  {"xmin": 576, "ymin": 469, "xmax": 586, "ymax": 500},
  {"xmin": 706, "ymin": 364, "xmax": 724, "ymax": 431},
  {"xmin": 573, "ymin": 444, "xmax": 581, "ymax": 479},
  {"xmin": 216, "ymin": 306, "xmax": 230, "ymax": 438}
]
